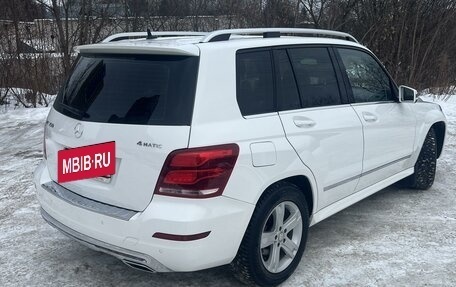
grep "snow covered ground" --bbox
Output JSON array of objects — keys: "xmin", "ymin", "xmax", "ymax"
[
  {"xmin": 0, "ymin": 88, "xmax": 55, "ymax": 112},
  {"xmin": 0, "ymin": 97, "xmax": 455, "ymax": 286}
]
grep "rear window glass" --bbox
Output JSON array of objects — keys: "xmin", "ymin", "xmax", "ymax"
[
  {"xmin": 288, "ymin": 47, "xmax": 342, "ymax": 108},
  {"xmin": 236, "ymin": 51, "xmax": 275, "ymax": 116},
  {"xmin": 54, "ymin": 54, "xmax": 199, "ymax": 125},
  {"xmin": 274, "ymin": 50, "xmax": 301, "ymax": 111}
]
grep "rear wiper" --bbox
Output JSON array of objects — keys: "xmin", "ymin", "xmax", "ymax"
[{"xmin": 61, "ymin": 104, "xmax": 90, "ymax": 119}]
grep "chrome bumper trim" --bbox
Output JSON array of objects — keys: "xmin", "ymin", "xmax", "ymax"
[
  {"xmin": 40, "ymin": 208, "xmax": 171, "ymax": 272},
  {"xmin": 41, "ymin": 181, "xmax": 137, "ymax": 221}
]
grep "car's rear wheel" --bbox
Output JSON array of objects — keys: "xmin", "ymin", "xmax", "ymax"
[
  {"xmin": 402, "ymin": 127, "xmax": 437, "ymax": 189},
  {"xmin": 231, "ymin": 182, "xmax": 309, "ymax": 286}
]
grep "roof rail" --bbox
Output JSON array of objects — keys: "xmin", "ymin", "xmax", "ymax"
[
  {"xmin": 102, "ymin": 31, "xmax": 207, "ymax": 43},
  {"xmin": 200, "ymin": 28, "xmax": 358, "ymax": 43}
]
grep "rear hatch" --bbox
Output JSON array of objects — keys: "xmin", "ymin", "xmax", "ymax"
[{"xmin": 45, "ymin": 51, "xmax": 199, "ymax": 211}]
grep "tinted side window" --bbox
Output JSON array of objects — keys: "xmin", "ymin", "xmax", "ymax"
[
  {"xmin": 338, "ymin": 48, "xmax": 394, "ymax": 103},
  {"xmin": 274, "ymin": 50, "xmax": 301, "ymax": 111},
  {"xmin": 236, "ymin": 51, "xmax": 275, "ymax": 116},
  {"xmin": 288, "ymin": 47, "xmax": 342, "ymax": 108}
]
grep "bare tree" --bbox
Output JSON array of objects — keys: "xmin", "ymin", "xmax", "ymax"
[{"xmin": 1, "ymin": 0, "xmax": 456, "ymax": 108}]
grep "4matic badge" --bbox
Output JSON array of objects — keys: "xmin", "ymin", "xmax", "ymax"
[{"xmin": 137, "ymin": 141, "xmax": 162, "ymax": 149}]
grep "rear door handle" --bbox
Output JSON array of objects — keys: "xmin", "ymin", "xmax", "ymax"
[
  {"xmin": 293, "ymin": 117, "xmax": 316, "ymax": 128},
  {"xmin": 362, "ymin": 112, "xmax": 378, "ymax": 122}
]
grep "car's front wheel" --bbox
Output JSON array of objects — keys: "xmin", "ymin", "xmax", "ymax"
[
  {"xmin": 402, "ymin": 127, "xmax": 437, "ymax": 189},
  {"xmin": 231, "ymin": 182, "xmax": 309, "ymax": 286}
]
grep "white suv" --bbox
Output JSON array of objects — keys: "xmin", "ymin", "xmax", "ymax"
[{"xmin": 34, "ymin": 28, "xmax": 447, "ymax": 286}]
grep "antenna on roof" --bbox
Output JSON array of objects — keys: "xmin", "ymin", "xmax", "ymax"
[{"xmin": 146, "ymin": 28, "xmax": 156, "ymax": 40}]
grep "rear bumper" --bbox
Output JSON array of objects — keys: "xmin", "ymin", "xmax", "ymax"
[
  {"xmin": 40, "ymin": 208, "xmax": 168, "ymax": 272},
  {"xmin": 34, "ymin": 161, "xmax": 255, "ymax": 272}
]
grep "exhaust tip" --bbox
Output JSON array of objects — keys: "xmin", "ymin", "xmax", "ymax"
[{"xmin": 122, "ymin": 260, "xmax": 156, "ymax": 273}]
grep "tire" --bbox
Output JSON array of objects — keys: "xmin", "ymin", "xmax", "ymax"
[
  {"xmin": 402, "ymin": 127, "xmax": 437, "ymax": 189},
  {"xmin": 231, "ymin": 182, "xmax": 309, "ymax": 286}
]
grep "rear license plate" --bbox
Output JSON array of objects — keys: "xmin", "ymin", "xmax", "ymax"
[{"xmin": 58, "ymin": 141, "xmax": 116, "ymax": 183}]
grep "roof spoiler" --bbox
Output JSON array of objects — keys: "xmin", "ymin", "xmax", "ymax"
[{"xmin": 102, "ymin": 31, "xmax": 207, "ymax": 43}]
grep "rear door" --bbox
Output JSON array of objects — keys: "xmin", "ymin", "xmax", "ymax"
[
  {"xmin": 335, "ymin": 47, "xmax": 416, "ymax": 191},
  {"xmin": 45, "ymin": 53, "xmax": 199, "ymax": 211},
  {"xmin": 275, "ymin": 47, "xmax": 364, "ymax": 210}
]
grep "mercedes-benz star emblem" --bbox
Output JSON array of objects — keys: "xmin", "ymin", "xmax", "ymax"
[{"xmin": 74, "ymin": 123, "xmax": 83, "ymax": 138}]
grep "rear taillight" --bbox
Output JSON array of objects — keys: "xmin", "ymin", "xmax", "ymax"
[{"xmin": 154, "ymin": 144, "xmax": 239, "ymax": 198}]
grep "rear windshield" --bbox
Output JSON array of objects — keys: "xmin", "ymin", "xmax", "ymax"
[{"xmin": 54, "ymin": 54, "xmax": 199, "ymax": 125}]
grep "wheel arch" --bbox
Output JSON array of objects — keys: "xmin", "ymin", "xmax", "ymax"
[
  {"xmin": 432, "ymin": 121, "xmax": 446, "ymax": 158},
  {"xmin": 412, "ymin": 104, "xmax": 446, "ymax": 162},
  {"xmin": 259, "ymin": 175, "xmax": 315, "ymax": 216}
]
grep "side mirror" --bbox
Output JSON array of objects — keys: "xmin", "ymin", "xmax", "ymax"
[{"xmin": 398, "ymin": 85, "xmax": 417, "ymax": 103}]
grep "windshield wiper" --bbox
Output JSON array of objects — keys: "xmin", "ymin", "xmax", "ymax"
[{"xmin": 61, "ymin": 103, "xmax": 90, "ymax": 119}]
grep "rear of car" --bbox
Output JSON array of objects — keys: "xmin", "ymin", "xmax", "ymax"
[
  {"xmin": 50, "ymin": 53, "xmax": 198, "ymax": 210},
  {"xmin": 34, "ymin": 39, "xmax": 254, "ymax": 272}
]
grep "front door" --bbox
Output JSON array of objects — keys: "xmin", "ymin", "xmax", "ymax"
[{"xmin": 335, "ymin": 47, "xmax": 416, "ymax": 191}]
